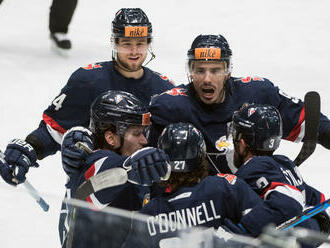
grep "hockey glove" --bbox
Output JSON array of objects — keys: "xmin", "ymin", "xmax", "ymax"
[
  {"xmin": 123, "ymin": 147, "xmax": 171, "ymax": 186},
  {"xmin": 0, "ymin": 139, "xmax": 39, "ymax": 185},
  {"xmin": 222, "ymin": 218, "xmax": 249, "ymax": 236},
  {"xmin": 61, "ymin": 126, "xmax": 94, "ymax": 176}
]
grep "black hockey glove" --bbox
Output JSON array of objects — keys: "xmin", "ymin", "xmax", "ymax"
[
  {"xmin": 0, "ymin": 139, "xmax": 39, "ymax": 185},
  {"xmin": 61, "ymin": 127, "xmax": 94, "ymax": 176},
  {"xmin": 123, "ymin": 147, "xmax": 171, "ymax": 186}
]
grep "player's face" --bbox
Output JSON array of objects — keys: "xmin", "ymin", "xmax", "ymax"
[
  {"xmin": 120, "ymin": 125, "xmax": 148, "ymax": 156},
  {"xmin": 116, "ymin": 37, "xmax": 148, "ymax": 71},
  {"xmin": 190, "ymin": 61, "xmax": 230, "ymax": 104}
]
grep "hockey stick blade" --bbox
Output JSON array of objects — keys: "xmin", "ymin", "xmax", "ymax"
[
  {"xmin": 0, "ymin": 149, "xmax": 49, "ymax": 211},
  {"xmin": 74, "ymin": 167, "xmax": 128, "ymax": 200},
  {"xmin": 74, "ymin": 142, "xmax": 128, "ymax": 200},
  {"xmin": 277, "ymin": 199, "xmax": 330, "ymax": 231},
  {"xmin": 293, "ymin": 91, "xmax": 320, "ymax": 166}
]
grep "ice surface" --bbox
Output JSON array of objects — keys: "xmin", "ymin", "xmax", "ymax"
[{"xmin": 0, "ymin": 0, "xmax": 330, "ymax": 247}]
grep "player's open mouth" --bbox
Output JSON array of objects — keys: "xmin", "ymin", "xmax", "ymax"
[
  {"xmin": 129, "ymin": 56, "xmax": 139, "ymax": 62},
  {"xmin": 201, "ymin": 87, "xmax": 215, "ymax": 100},
  {"xmin": 202, "ymin": 88, "xmax": 214, "ymax": 94}
]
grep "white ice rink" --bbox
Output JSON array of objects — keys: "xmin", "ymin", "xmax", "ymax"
[{"xmin": 0, "ymin": 0, "xmax": 330, "ymax": 247}]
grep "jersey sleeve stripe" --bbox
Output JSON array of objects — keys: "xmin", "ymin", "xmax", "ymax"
[
  {"xmin": 262, "ymin": 182, "xmax": 305, "ymax": 208},
  {"xmin": 42, "ymin": 113, "xmax": 67, "ymax": 134},
  {"xmin": 84, "ymin": 157, "xmax": 108, "ymax": 180},
  {"xmin": 88, "ymin": 194, "xmax": 109, "ymax": 209},
  {"xmin": 285, "ymin": 107, "xmax": 305, "ymax": 142}
]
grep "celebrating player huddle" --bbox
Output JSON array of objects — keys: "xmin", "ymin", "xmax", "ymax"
[{"xmin": 1, "ymin": 7, "xmax": 330, "ymax": 248}]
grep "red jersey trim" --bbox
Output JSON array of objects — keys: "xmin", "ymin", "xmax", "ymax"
[
  {"xmin": 285, "ymin": 106, "xmax": 305, "ymax": 142},
  {"xmin": 42, "ymin": 113, "xmax": 67, "ymax": 134}
]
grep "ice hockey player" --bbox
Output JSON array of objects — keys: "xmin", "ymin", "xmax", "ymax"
[
  {"xmin": 148, "ymin": 34, "xmax": 330, "ymax": 175},
  {"xmin": 123, "ymin": 122, "xmax": 264, "ymax": 247},
  {"xmin": 224, "ymin": 103, "xmax": 330, "ymax": 247},
  {"xmin": 0, "ymin": 8, "xmax": 174, "ymax": 186},
  {"xmin": 59, "ymin": 90, "xmax": 170, "ymax": 248}
]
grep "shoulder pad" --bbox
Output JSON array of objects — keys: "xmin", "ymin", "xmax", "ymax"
[
  {"xmin": 161, "ymin": 87, "xmax": 187, "ymax": 97},
  {"xmin": 81, "ymin": 63, "xmax": 103, "ymax": 71},
  {"xmin": 234, "ymin": 76, "xmax": 265, "ymax": 83}
]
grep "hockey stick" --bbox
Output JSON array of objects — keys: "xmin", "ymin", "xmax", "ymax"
[
  {"xmin": 0, "ymin": 150, "xmax": 49, "ymax": 212},
  {"xmin": 73, "ymin": 142, "xmax": 128, "ymax": 200},
  {"xmin": 23, "ymin": 180, "xmax": 49, "ymax": 212},
  {"xmin": 293, "ymin": 91, "xmax": 320, "ymax": 166},
  {"xmin": 277, "ymin": 198, "xmax": 330, "ymax": 231}
]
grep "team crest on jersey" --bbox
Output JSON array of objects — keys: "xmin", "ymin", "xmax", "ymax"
[
  {"xmin": 142, "ymin": 193, "xmax": 150, "ymax": 207},
  {"xmin": 215, "ymin": 135, "xmax": 231, "ymax": 154}
]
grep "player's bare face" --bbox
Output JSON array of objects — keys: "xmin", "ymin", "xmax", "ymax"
[
  {"xmin": 120, "ymin": 126, "xmax": 148, "ymax": 156},
  {"xmin": 191, "ymin": 61, "xmax": 229, "ymax": 104},
  {"xmin": 116, "ymin": 38, "xmax": 148, "ymax": 72}
]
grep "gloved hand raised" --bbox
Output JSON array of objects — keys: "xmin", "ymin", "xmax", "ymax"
[
  {"xmin": 123, "ymin": 147, "xmax": 171, "ymax": 186},
  {"xmin": 61, "ymin": 126, "xmax": 94, "ymax": 176},
  {"xmin": 0, "ymin": 139, "xmax": 39, "ymax": 185}
]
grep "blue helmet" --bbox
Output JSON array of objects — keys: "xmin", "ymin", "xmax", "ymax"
[
  {"xmin": 89, "ymin": 90, "xmax": 150, "ymax": 137},
  {"xmin": 158, "ymin": 122, "xmax": 206, "ymax": 172},
  {"xmin": 229, "ymin": 103, "xmax": 283, "ymax": 151}
]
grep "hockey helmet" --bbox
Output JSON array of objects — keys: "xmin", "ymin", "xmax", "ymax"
[
  {"xmin": 187, "ymin": 34, "xmax": 232, "ymax": 73},
  {"xmin": 158, "ymin": 122, "xmax": 206, "ymax": 172},
  {"xmin": 89, "ymin": 90, "xmax": 151, "ymax": 137},
  {"xmin": 112, "ymin": 8, "xmax": 152, "ymax": 42},
  {"xmin": 228, "ymin": 103, "xmax": 282, "ymax": 151}
]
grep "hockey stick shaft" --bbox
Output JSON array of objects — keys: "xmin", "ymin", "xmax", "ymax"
[
  {"xmin": 0, "ymin": 149, "xmax": 49, "ymax": 212},
  {"xmin": 293, "ymin": 91, "xmax": 320, "ymax": 166},
  {"xmin": 277, "ymin": 199, "xmax": 330, "ymax": 231},
  {"xmin": 23, "ymin": 180, "xmax": 49, "ymax": 211}
]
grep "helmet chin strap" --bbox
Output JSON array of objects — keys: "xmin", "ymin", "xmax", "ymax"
[
  {"xmin": 112, "ymin": 46, "xmax": 155, "ymax": 72},
  {"xmin": 143, "ymin": 47, "xmax": 156, "ymax": 66}
]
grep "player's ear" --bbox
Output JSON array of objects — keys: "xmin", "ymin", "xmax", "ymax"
[
  {"xmin": 104, "ymin": 130, "xmax": 118, "ymax": 147},
  {"xmin": 239, "ymin": 138, "xmax": 248, "ymax": 152}
]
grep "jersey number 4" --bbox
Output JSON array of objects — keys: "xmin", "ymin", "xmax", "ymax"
[{"xmin": 52, "ymin": 93, "xmax": 67, "ymax": 111}]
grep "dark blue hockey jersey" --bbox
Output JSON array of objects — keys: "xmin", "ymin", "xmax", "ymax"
[
  {"xmin": 68, "ymin": 149, "xmax": 149, "ymax": 210},
  {"xmin": 149, "ymin": 77, "xmax": 330, "ymax": 174},
  {"xmin": 59, "ymin": 149, "xmax": 150, "ymax": 247},
  {"xmin": 236, "ymin": 155, "xmax": 326, "ymax": 236},
  {"xmin": 123, "ymin": 174, "xmax": 263, "ymax": 247},
  {"xmin": 27, "ymin": 61, "xmax": 174, "ymax": 159}
]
